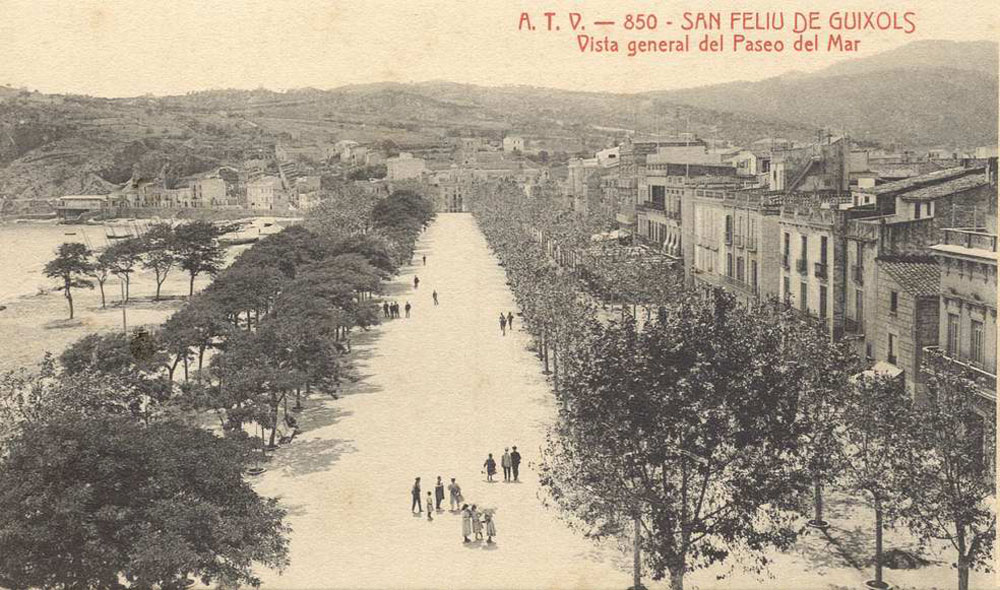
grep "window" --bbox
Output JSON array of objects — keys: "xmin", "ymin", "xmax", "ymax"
[
  {"xmin": 947, "ymin": 313, "xmax": 960, "ymax": 356},
  {"xmin": 801, "ymin": 235, "xmax": 808, "ymax": 260},
  {"xmin": 914, "ymin": 202, "xmax": 921, "ymax": 219},
  {"xmin": 820, "ymin": 236, "xmax": 828, "ymax": 264},
  {"xmin": 855, "ymin": 288, "xmax": 864, "ymax": 330},
  {"xmin": 890, "ymin": 291, "xmax": 898, "ymax": 314},
  {"xmin": 751, "ymin": 260, "xmax": 758, "ymax": 291},
  {"xmin": 726, "ymin": 253, "xmax": 733, "ymax": 277},
  {"xmin": 971, "ymin": 319, "xmax": 985, "ymax": 366},
  {"xmin": 783, "ymin": 276, "xmax": 791, "ymax": 303},
  {"xmin": 819, "ymin": 285, "xmax": 828, "ymax": 319},
  {"xmin": 888, "ymin": 333, "xmax": 897, "ymax": 364},
  {"xmin": 800, "ymin": 282, "xmax": 808, "ymax": 312},
  {"xmin": 725, "ymin": 215, "xmax": 733, "ymax": 243},
  {"xmin": 736, "ymin": 257, "xmax": 745, "ymax": 282},
  {"xmin": 784, "ymin": 232, "xmax": 790, "ymax": 256}
]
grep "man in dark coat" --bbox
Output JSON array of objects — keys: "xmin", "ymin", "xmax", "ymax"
[
  {"xmin": 511, "ymin": 446, "xmax": 522, "ymax": 481},
  {"xmin": 411, "ymin": 477, "xmax": 422, "ymax": 513}
]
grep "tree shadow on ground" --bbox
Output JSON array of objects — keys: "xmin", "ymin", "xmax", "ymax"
[{"xmin": 269, "ymin": 435, "xmax": 357, "ymax": 478}]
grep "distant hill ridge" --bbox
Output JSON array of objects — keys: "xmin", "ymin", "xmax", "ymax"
[{"xmin": 0, "ymin": 40, "xmax": 995, "ymax": 202}]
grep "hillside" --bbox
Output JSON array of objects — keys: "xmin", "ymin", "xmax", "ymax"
[
  {"xmin": 657, "ymin": 41, "xmax": 998, "ymax": 147},
  {"xmin": 0, "ymin": 40, "xmax": 995, "ymax": 204}
]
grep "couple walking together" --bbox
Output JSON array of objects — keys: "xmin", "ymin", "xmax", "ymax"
[{"xmin": 482, "ymin": 446, "xmax": 521, "ymax": 482}]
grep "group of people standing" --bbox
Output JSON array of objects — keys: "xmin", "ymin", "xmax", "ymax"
[
  {"xmin": 482, "ymin": 446, "xmax": 522, "ymax": 482},
  {"xmin": 499, "ymin": 311, "xmax": 515, "ymax": 335},
  {"xmin": 382, "ymin": 301, "xmax": 411, "ymax": 319},
  {"xmin": 410, "ymin": 476, "xmax": 498, "ymax": 544}
]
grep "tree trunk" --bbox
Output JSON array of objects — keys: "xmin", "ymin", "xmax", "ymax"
[
  {"xmin": 873, "ymin": 503, "xmax": 884, "ymax": 587},
  {"xmin": 189, "ymin": 273, "xmax": 196, "ymax": 297},
  {"xmin": 813, "ymin": 476, "xmax": 825, "ymax": 525},
  {"xmin": 956, "ymin": 526, "xmax": 969, "ymax": 590},
  {"xmin": 552, "ymin": 343, "xmax": 559, "ymax": 388},
  {"xmin": 668, "ymin": 563, "xmax": 685, "ymax": 590},
  {"xmin": 65, "ymin": 284, "xmax": 74, "ymax": 319},
  {"xmin": 632, "ymin": 514, "xmax": 643, "ymax": 590},
  {"xmin": 542, "ymin": 336, "xmax": 550, "ymax": 374},
  {"xmin": 98, "ymin": 281, "xmax": 106, "ymax": 308},
  {"xmin": 183, "ymin": 356, "xmax": 189, "ymax": 382},
  {"xmin": 124, "ymin": 276, "xmax": 130, "ymax": 302}
]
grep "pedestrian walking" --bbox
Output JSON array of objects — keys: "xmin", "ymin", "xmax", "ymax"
[
  {"xmin": 405, "ymin": 301, "xmax": 411, "ymax": 318},
  {"xmin": 383, "ymin": 302, "xmax": 390, "ymax": 318},
  {"xmin": 391, "ymin": 302, "xmax": 399, "ymax": 318},
  {"xmin": 499, "ymin": 313, "xmax": 507, "ymax": 336},
  {"xmin": 471, "ymin": 505, "xmax": 483, "ymax": 540},
  {"xmin": 432, "ymin": 290, "xmax": 439, "ymax": 305},
  {"xmin": 414, "ymin": 275, "xmax": 420, "ymax": 289},
  {"xmin": 501, "ymin": 448, "xmax": 512, "ymax": 482},
  {"xmin": 483, "ymin": 453, "xmax": 497, "ymax": 482},
  {"xmin": 411, "ymin": 477, "xmax": 422, "ymax": 513},
  {"xmin": 511, "ymin": 446, "xmax": 521, "ymax": 481},
  {"xmin": 461, "ymin": 504, "xmax": 472, "ymax": 542},
  {"xmin": 434, "ymin": 477, "xmax": 445, "ymax": 511},
  {"xmin": 484, "ymin": 511, "xmax": 497, "ymax": 544},
  {"xmin": 448, "ymin": 478, "xmax": 463, "ymax": 511},
  {"xmin": 426, "ymin": 492, "xmax": 434, "ymax": 521},
  {"xmin": 507, "ymin": 311, "xmax": 514, "ymax": 331},
  {"xmin": 422, "ymin": 255, "xmax": 426, "ymax": 266}
]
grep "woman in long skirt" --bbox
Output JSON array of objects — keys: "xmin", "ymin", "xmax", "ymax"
[
  {"xmin": 461, "ymin": 504, "xmax": 472, "ymax": 543},
  {"xmin": 484, "ymin": 510, "xmax": 497, "ymax": 544}
]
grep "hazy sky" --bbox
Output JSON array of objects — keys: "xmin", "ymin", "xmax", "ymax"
[{"xmin": 0, "ymin": 0, "xmax": 995, "ymax": 97}]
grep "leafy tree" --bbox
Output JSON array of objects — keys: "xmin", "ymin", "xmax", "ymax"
[
  {"xmin": 141, "ymin": 223, "xmax": 176, "ymax": 301},
  {"xmin": 306, "ymin": 185, "xmax": 377, "ymax": 241},
  {"xmin": 43, "ymin": 242, "xmax": 94, "ymax": 319},
  {"xmin": 173, "ymin": 221, "xmax": 230, "ymax": 296},
  {"xmin": 0, "ymin": 412, "xmax": 290, "ymax": 589},
  {"xmin": 101, "ymin": 237, "xmax": 144, "ymax": 302},
  {"xmin": 89, "ymin": 251, "xmax": 113, "ymax": 309},
  {"xmin": 903, "ymin": 353, "xmax": 996, "ymax": 590},
  {"xmin": 541, "ymin": 293, "xmax": 804, "ymax": 590},
  {"xmin": 836, "ymin": 373, "xmax": 916, "ymax": 590}
]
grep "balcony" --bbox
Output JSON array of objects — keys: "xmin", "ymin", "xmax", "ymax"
[
  {"xmin": 844, "ymin": 317, "xmax": 862, "ymax": 333},
  {"xmin": 782, "ymin": 254, "xmax": 790, "ymax": 270},
  {"xmin": 724, "ymin": 232, "xmax": 733, "ymax": 246},
  {"xmin": 796, "ymin": 259, "xmax": 808, "ymax": 275},
  {"xmin": 745, "ymin": 236, "xmax": 758, "ymax": 252},
  {"xmin": 851, "ymin": 264, "xmax": 864, "ymax": 284},
  {"xmin": 636, "ymin": 201, "xmax": 666, "ymax": 213},
  {"xmin": 814, "ymin": 262, "xmax": 828, "ymax": 280},
  {"xmin": 923, "ymin": 346, "xmax": 997, "ymax": 401},
  {"xmin": 941, "ymin": 228, "xmax": 998, "ymax": 252}
]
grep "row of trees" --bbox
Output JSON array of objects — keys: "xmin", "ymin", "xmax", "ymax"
[
  {"xmin": 470, "ymin": 184, "xmax": 994, "ymax": 590},
  {"xmin": 43, "ymin": 221, "xmax": 232, "ymax": 319},
  {"xmin": 2, "ymin": 188, "xmax": 436, "ymax": 588}
]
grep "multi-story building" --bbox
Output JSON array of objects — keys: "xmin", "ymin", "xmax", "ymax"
[
  {"xmin": 246, "ymin": 176, "xmax": 286, "ymax": 211},
  {"xmin": 685, "ymin": 187, "xmax": 783, "ymax": 303},
  {"xmin": 871, "ymin": 256, "xmax": 941, "ymax": 395}
]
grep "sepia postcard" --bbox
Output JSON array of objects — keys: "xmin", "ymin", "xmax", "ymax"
[{"xmin": 0, "ymin": 1, "xmax": 996, "ymax": 589}]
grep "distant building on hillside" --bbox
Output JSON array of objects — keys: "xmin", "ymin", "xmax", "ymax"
[
  {"xmin": 246, "ymin": 176, "xmax": 286, "ymax": 211},
  {"xmin": 502, "ymin": 136, "xmax": 524, "ymax": 153},
  {"xmin": 56, "ymin": 195, "xmax": 120, "ymax": 220},
  {"xmin": 386, "ymin": 153, "xmax": 427, "ymax": 181}
]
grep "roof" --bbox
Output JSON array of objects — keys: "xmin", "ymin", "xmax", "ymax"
[
  {"xmin": 878, "ymin": 258, "xmax": 940, "ymax": 296},
  {"xmin": 860, "ymin": 167, "xmax": 976, "ymax": 196},
  {"xmin": 929, "ymin": 243, "xmax": 1000, "ymax": 262},
  {"xmin": 898, "ymin": 174, "xmax": 988, "ymax": 202}
]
